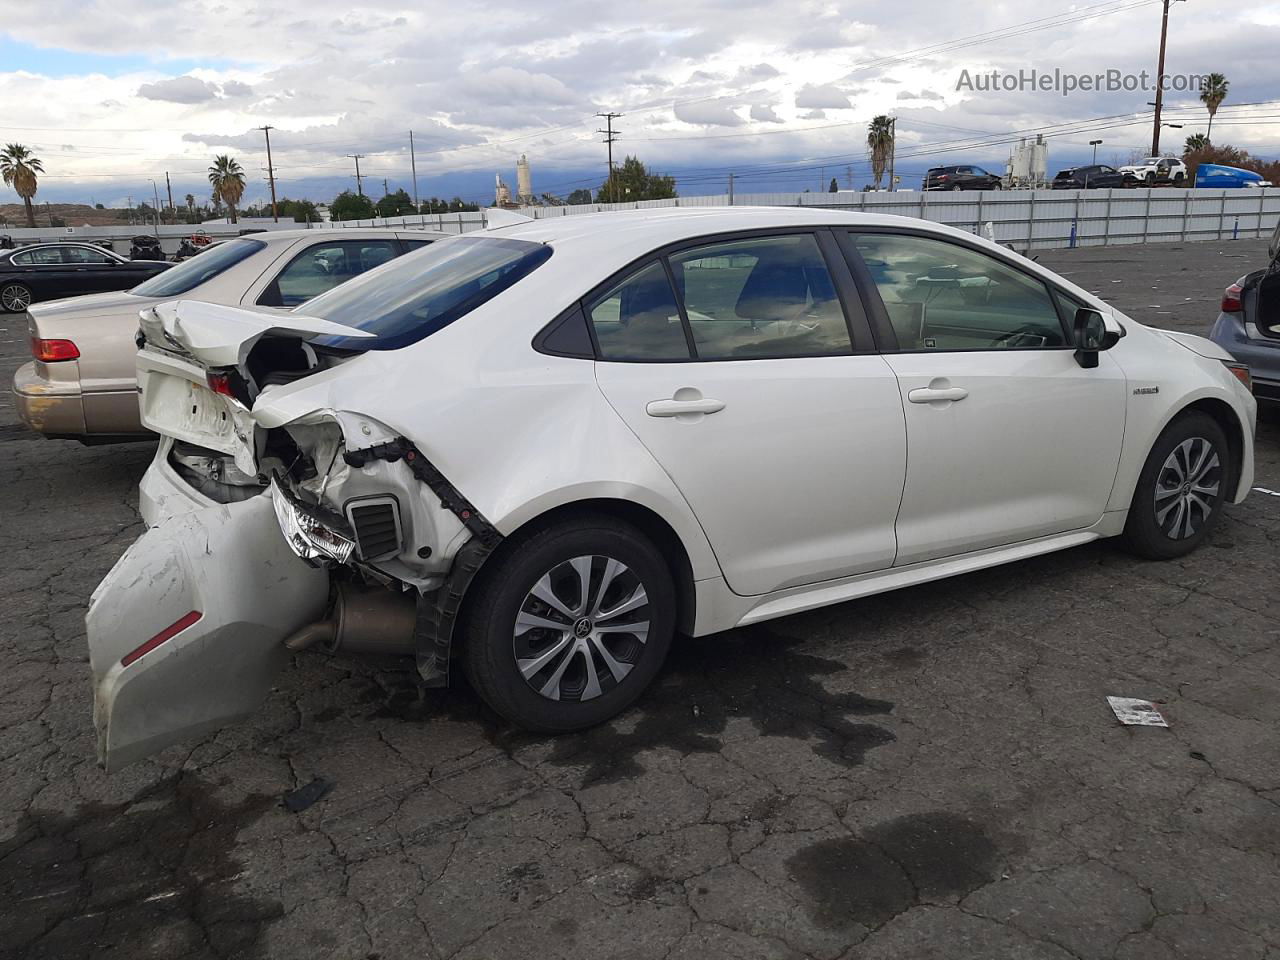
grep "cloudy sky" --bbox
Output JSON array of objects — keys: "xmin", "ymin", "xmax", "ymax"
[{"xmin": 1, "ymin": 0, "xmax": 1278, "ymax": 209}]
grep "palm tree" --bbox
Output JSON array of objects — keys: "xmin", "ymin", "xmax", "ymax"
[
  {"xmin": 1184, "ymin": 133, "xmax": 1210, "ymax": 154},
  {"xmin": 867, "ymin": 116, "xmax": 895, "ymax": 190},
  {"xmin": 1200, "ymin": 73, "xmax": 1228, "ymax": 143},
  {"xmin": 0, "ymin": 144, "xmax": 45, "ymax": 228},
  {"xmin": 207, "ymin": 154, "xmax": 246, "ymax": 224}
]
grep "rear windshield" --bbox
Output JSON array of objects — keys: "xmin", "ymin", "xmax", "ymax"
[
  {"xmin": 131, "ymin": 238, "xmax": 265, "ymax": 297},
  {"xmin": 305, "ymin": 235, "xmax": 552, "ymax": 351}
]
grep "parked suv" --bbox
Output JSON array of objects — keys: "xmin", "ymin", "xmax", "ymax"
[
  {"xmin": 923, "ymin": 165, "xmax": 1003, "ymax": 191},
  {"xmin": 1117, "ymin": 156, "xmax": 1187, "ymax": 185},
  {"xmin": 1052, "ymin": 165, "xmax": 1130, "ymax": 189}
]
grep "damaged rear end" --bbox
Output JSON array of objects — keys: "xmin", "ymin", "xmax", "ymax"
[{"xmin": 89, "ymin": 297, "xmax": 502, "ymax": 770}]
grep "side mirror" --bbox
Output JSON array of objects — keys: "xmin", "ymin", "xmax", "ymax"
[
  {"xmin": 1073, "ymin": 308, "xmax": 1120, "ymax": 368},
  {"xmin": 1256, "ymin": 271, "xmax": 1280, "ymax": 339}
]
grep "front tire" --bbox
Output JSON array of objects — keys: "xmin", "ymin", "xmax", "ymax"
[
  {"xmin": 1122, "ymin": 411, "xmax": 1231, "ymax": 560},
  {"xmin": 0, "ymin": 282, "xmax": 32, "ymax": 313},
  {"xmin": 460, "ymin": 515, "xmax": 676, "ymax": 732}
]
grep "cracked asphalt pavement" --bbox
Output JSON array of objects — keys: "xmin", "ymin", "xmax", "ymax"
[{"xmin": 2, "ymin": 236, "xmax": 1278, "ymax": 960}]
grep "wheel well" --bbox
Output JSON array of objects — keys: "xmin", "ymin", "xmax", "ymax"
[
  {"xmin": 489, "ymin": 499, "xmax": 698, "ymax": 635},
  {"xmin": 1180, "ymin": 398, "xmax": 1245, "ymax": 497}
]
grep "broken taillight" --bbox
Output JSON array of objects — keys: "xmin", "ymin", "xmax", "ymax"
[
  {"xmin": 120, "ymin": 611, "xmax": 203, "ymax": 667},
  {"xmin": 31, "ymin": 336, "xmax": 80, "ymax": 362},
  {"xmin": 206, "ymin": 371, "xmax": 235, "ymax": 397},
  {"xmin": 1221, "ymin": 282, "xmax": 1244, "ymax": 313}
]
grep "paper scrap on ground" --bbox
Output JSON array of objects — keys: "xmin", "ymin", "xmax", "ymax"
[
  {"xmin": 1107, "ymin": 696, "xmax": 1168, "ymax": 727},
  {"xmin": 1253, "ymin": 487, "xmax": 1280, "ymax": 497}
]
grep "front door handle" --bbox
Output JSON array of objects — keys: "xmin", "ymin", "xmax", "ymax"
[
  {"xmin": 646, "ymin": 397, "xmax": 726, "ymax": 418},
  {"xmin": 908, "ymin": 386, "xmax": 968, "ymax": 404}
]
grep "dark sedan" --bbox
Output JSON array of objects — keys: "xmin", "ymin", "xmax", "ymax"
[
  {"xmin": 923, "ymin": 165, "xmax": 1003, "ymax": 191},
  {"xmin": 0, "ymin": 242, "xmax": 171, "ymax": 312},
  {"xmin": 1052, "ymin": 165, "xmax": 1131, "ymax": 189}
]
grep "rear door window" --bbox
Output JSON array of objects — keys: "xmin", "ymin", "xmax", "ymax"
[
  {"xmin": 12, "ymin": 247, "xmax": 64, "ymax": 265},
  {"xmin": 669, "ymin": 234, "xmax": 852, "ymax": 359},
  {"xmin": 260, "ymin": 239, "xmax": 400, "ymax": 307}
]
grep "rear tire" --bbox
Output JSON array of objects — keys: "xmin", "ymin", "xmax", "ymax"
[
  {"xmin": 1121, "ymin": 411, "xmax": 1231, "ymax": 560},
  {"xmin": 0, "ymin": 282, "xmax": 32, "ymax": 313},
  {"xmin": 460, "ymin": 515, "xmax": 676, "ymax": 733}
]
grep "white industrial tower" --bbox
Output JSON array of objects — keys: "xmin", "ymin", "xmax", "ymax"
[{"xmin": 516, "ymin": 154, "xmax": 534, "ymax": 204}]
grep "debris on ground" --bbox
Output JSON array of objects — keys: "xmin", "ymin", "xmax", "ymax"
[
  {"xmin": 1106, "ymin": 696, "xmax": 1169, "ymax": 727},
  {"xmin": 282, "ymin": 777, "xmax": 334, "ymax": 812}
]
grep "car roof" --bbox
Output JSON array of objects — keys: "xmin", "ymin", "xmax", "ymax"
[
  {"xmin": 486, "ymin": 206, "xmax": 1001, "ymax": 268},
  {"xmin": 243, "ymin": 227, "xmax": 450, "ymax": 243}
]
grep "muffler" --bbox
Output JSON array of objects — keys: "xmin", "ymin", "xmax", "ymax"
[{"xmin": 283, "ymin": 582, "xmax": 417, "ymax": 656}]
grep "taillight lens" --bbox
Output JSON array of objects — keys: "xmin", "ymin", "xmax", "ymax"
[
  {"xmin": 1223, "ymin": 362, "xmax": 1251, "ymax": 392},
  {"xmin": 1221, "ymin": 283, "xmax": 1244, "ymax": 313},
  {"xmin": 31, "ymin": 336, "xmax": 80, "ymax": 362},
  {"xmin": 206, "ymin": 371, "xmax": 235, "ymax": 397}
]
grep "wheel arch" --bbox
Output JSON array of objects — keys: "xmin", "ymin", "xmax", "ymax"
[
  {"xmin": 1180, "ymin": 396, "xmax": 1248, "ymax": 500},
  {"xmin": 483, "ymin": 497, "xmax": 699, "ymax": 636}
]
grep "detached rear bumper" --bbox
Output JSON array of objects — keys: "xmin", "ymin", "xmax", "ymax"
[{"xmin": 87, "ymin": 494, "xmax": 328, "ymax": 771}]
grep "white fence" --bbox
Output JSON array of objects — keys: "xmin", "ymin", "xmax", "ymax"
[
  {"xmin": 0, "ymin": 211, "xmax": 492, "ymax": 255},
  {"xmin": 4, "ymin": 190, "xmax": 1276, "ymax": 255},
  {"xmin": 515, "ymin": 187, "xmax": 1280, "ymax": 252}
]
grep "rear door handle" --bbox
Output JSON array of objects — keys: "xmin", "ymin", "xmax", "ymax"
[
  {"xmin": 908, "ymin": 386, "xmax": 968, "ymax": 403},
  {"xmin": 646, "ymin": 397, "xmax": 726, "ymax": 418}
]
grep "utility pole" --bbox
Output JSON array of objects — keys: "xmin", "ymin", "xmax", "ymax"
[
  {"xmin": 728, "ymin": 172, "xmax": 735, "ymax": 205},
  {"xmin": 887, "ymin": 117, "xmax": 897, "ymax": 192},
  {"xmin": 596, "ymin": 112, "xmax": 622, "ymax": 202},
  {"xmin": 149, "ymin": 179, "xmax": 161, "ymax": 233},
  {"xmin": 409, "ymin": 130, "xmax": 420, "ymax": 211},
  {"xmin": 347, "ymin": 154, "xmax": 365, "ymax": 196},
  {"xmin": 257, "ymin": 126, "xmax": 279, "ymax": 222},
  {"xmin": 165, "ymin": 172, "xmax": 174, "ymax": 225},
  {"xmin": 382, "ymin": 178, "xmax": 389, "ymax": 198},
  {"xmin": 845, "ymin": 165, "xmax": 853, "ymax": 190},
  {"xmin": 1150, "ymin": 0, "xmax": 1174, "ymax": 156}
]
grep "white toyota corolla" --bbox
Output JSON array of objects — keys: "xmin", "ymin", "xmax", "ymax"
[{"xmin": 87, "ymin": 208, "xmax": 1256, "ymax": 770}]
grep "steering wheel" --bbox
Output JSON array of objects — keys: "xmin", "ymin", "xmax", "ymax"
[{"xmin": 992, "ymin": 324, "xmax": 1046, "ymax": 348}]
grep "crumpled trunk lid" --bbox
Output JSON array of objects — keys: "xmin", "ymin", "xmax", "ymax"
[{"xmin": 135, "ymin": 299, "xmax": 373, "ymax": 474}]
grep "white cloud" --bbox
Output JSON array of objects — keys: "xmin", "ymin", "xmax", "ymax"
[
  {"xmin": 674, "ymin": 100, "xmax": 745, "ymax": 126},
  {"xmin": 795, "ymin": 83, "xmax": 852, "ymax": 110},
  {"xmin": 750, "ymin": 103, "xmax": 783, "ymax": 123},
  {"xmin": 136, "ymin": 75, "xmax": 221, "ymax": 103}
]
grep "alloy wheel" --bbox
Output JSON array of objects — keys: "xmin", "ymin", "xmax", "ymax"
[
  {"xmin": 0, "ymin": 284, "xmax": 31, "ymax": 312},
  {"xmin": 512, "ymin": 555, "xmax": 651, "ymax": 702},
  {"xmin": 1154, "ymin": 436, "xmax": 1221, "ymax": 540}
]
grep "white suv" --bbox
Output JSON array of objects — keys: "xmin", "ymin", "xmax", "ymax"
[{"xmin": 1118, "ymin": 156, "xmax": 1188, "ymax": 185}]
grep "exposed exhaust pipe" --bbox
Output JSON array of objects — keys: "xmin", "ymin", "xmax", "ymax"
[{"xmin": 283, "ymin": 582, "xmax": 417, "ymax": 656}]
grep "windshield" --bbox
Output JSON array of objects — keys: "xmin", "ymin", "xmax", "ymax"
[
  {"xmin": 130, "ymin": 237, "xmax": 266, "ymax": 297},
  {"xmin": 305, "ymin": 235, "xmax": 552, "ymax": 351}
]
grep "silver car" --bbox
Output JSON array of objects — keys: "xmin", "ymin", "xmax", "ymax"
[
  {"xmin": 1209, "ymin": 219, "xmax": 1280, "ymax": 403},
  {"xmin": 13, "ymin": 228, "xmax": 447, "ymax": 440}
]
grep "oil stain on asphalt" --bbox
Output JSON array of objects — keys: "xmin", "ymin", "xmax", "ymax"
[
  {"xmin": 788, "ymin": 813, "xmax": 1000, "ymax": 928},
  {"xmin": 0, "ymin": 776, "xmax": 282, "ymax": 960},
  {"xmin": 531, "ymin": 626, "xmax": 896, "ymax": 785}
]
